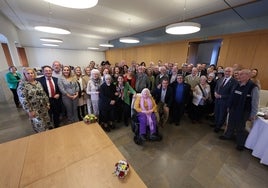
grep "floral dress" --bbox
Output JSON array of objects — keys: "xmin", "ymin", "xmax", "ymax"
[{"xmin": 17, "ymin": 80, "xmax": 51, "ymax": 132}]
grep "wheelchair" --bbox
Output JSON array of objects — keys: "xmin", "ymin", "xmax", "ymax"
[{"xmin": 131, "ymin": 94, "xmax": 162, "ymax": 145}]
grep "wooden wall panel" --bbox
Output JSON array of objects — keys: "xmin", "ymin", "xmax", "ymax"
[
  {"xmin": 224, "ymin": 35, "xmax": 258, "ymax": 68},
  {"xmin": 136, "ymin": 46, "xmax": 151, "ymax": 64},
  {"xmin": 1, "ymin": 43, "xmax": 13, "ymax": 66},
  {"xmin": 150, "ymin": 45, "xmax": 162, "ymax": 63},
  {"xmin": 16, "ymin": 47, "xmax": 29, "ymax": 67},
  {"xmin": 124, "ymin": 48, "xmax": 137, "ymax": 64},
  {"xmin": 252, "ymin": 33, "xmax": 268, "ymax": 89},
  {"xmin": 168, "ymin": 42, "xmax": 188, "ymax": 65},
  {"xmin": 105, "ymin": 30, "xmax": 268, "ymax": 89},
  {"xmin": 217, "ymin": 39, "xmax": 229, "ymax": 67},
  {"xmin": 105, "ymin": 48, "xmax": 123, "ymax": 64}
]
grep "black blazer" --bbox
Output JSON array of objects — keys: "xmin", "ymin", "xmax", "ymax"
[
  {"xmin": 37, "ymin": 76, "xmax": 61, "ymax": 98},
  {"xmin": 215, "ymin": 77, "xmax": 238, "ymax": 100},
  {"xmin": 171, "ymin": 81, "xmax": 191, "ymax": 104},
  {"xmin": 152, "ymin": 86, "xmax": 173, "ymax": 108}
]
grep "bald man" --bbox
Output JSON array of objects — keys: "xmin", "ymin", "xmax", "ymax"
[{"xmin": 219, "ymin": 69, "xmax": 259, "ymax": 151}]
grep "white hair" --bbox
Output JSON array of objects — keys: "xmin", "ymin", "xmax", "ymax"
[{"xmin": 90, "ymin": 69, "xmax": 100, "ymax": 79}]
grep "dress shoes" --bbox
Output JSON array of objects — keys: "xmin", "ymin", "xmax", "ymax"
[
  {"xmin": 16, "ymin": 104, "xmax": 22, "ymax": 108},
  {"xmin": 101, "ymin": 123, "xmax": 111, "ymax": 132},
  {"xmin": 219, "ymin": 135, "xmax": 229, "ymax": 140},
  {"xmin": 214, "ymin": 128, "xmax": 220, "ymax": 133},
  {"xmin": 236, "ymin": 145, "xmax": 244, "ymax": 151},
  {"xmin": 139, "ymin": 134, "xmax": 147, "ymax": 141},
  {"xmin": 175, "ymin": 122, "xmax": 180, "ymax": 126},
  {"xmin": 210, "ymin": 124, "xmax": 216, "ymax": 127},
  {"xmin": 191, "ymin": 120, "xmax": 197, "ymax": 124},
  {"xmin": 149, "ymin": 133, "xmax": 162, "ymax": 141}
]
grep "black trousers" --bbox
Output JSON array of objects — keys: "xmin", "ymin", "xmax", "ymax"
[
  {"xmin": 172, "ymin": 102, "xmax": 185, "ymax": 123},
  {"xmin": 49, "ymin": 98, "xmax": 61, "ymax": 127},
  {"xmin": 10, "ymin": 88, "xmax": 20, "ymax": 106}
]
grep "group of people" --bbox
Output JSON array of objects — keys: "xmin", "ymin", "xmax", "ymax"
[{"xmin": 5, "ymin": 60, "xmax": 260, "ymax": 150}]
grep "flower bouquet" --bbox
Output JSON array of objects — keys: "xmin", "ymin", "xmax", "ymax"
[
  {"xmin": 113, "ymin": 160, "xmax": 130, "ymax": 179},
  {"xmin": 83, "ymin": 114, "xmax": 97, "ymax": 124}
]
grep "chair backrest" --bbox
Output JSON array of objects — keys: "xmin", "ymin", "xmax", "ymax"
[
  {"xmin": 131, "ymin": 93, "xmax": 141, "ymax": 117},
  {"xmin": 259, "ymin": 90, "xmax": 268, "ymax": 107}
]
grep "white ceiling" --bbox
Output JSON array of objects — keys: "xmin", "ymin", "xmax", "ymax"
[{"xmin": 0, "ymin": 0, "xmax": 268, "ymax": 51}]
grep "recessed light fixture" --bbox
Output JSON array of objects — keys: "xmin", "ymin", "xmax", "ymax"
[
  {"xmin": 42, "ymin": 43, "xmax": 59, "ymax": 47},
  {"xmin": 35, "ymin": 26, "xmax": 71, "ymax": 34},
  {"xmin": 99, "ymin": 43, "xmax": 114, "ymax": 48},
  {"xmin": 40, "ymin": 38, "xmax": 63, "ymax": 43},
  {"xmin": 119, "ymin": 37, "xmax": 140, "ymax": 44},
  {"xmin": 43, "ymin": 0, "xmax": 98, "ymax": 9},
  {"xmin": 88, "ymin": 47, "xmax": 99, "ymax": 50},
  {"xmin": 165, "ymin": 22, "xmax": 201, "ymax": 35}
]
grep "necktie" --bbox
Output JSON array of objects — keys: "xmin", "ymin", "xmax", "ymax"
[
  {"xmin": 221, "ymin": 78, "xmax": 227, "ymax": 87},
  {"xmin": 48, "ymin": 78, "xmax": 55, "ymax": 97},
  {"xmin": 161, "ymin": 89, "xmax": 166, "ymax": 102}
]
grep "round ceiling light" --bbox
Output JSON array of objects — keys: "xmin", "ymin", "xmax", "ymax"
[
  {"xmin": 165, "ymin": 22, "xmax": 201, "ymax": 35},
  {"xmin": 40, "ymin": 38, "xmax": 63, "ymax": 43},
  {"xmin": 42, "ymin": 43, "xmax": 59, "ymax": 47},
  {"xmin": 43, "ymin": 0, "xmax": 98, "ymax": 9},
  {"xmin": 99, "ymin": 43, "xmax": 114, "ymax": 48},
  {"xmin": 88, "ymin": 47, "xmax": 99, "ymax": 50},
  {"xmin": 35, "ymin": 26, "xmax": 71, "ymax": 34},
  {"xmin": 119, "ymin": 37, "xmax": 140, "ymax": 44}
]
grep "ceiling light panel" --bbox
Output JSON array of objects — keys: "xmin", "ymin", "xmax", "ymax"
[
  {"xmin": 43, "ymin": 0, "xmax": 98, "ymax": 9},
  {"xmin": 40, "ymin": 38, "xmax": 63, "ymax": 43},
  {"xmin": 35, "ymin": 26, "xmax": 71, "ymax": 34}
]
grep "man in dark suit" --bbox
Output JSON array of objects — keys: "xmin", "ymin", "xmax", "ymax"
[
  {"xmin": 219, "ymin": 69, "xmax": 259, "ymax": 151},
  {"xmin": 153, "ymin": 78, "xmax": 173, "ymax": 127},
  {"xmin": 37, "ymin": 65, "xmax": 62, "ymax": 128},
  {"xmin": 214, "ymin": 67, "xmax": 238, "ymax": 132},
  {"xmin": 171, "ymin": 74, "xmax": 191, "ymax": 126}
]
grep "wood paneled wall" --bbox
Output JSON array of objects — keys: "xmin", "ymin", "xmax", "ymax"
[
  {"xmin": 1, "ymin": 43, "xmax": 13, "ymax": 66},
  {"xmin": 106, "ymin": 41, "xmax": 189, "ymax": 65},
  {"xmin": 106, "ymin": 30, "xmax": 268, "ymax": 89}
]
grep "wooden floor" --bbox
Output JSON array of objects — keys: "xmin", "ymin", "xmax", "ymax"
[{"xmin": 1, "ymin": 100, "xmax": 268, "ymax": 188}]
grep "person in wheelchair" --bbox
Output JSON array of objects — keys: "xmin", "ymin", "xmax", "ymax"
[{"xmin": 133, "ymin": 88, "xmax": 161, "ymax": 141}]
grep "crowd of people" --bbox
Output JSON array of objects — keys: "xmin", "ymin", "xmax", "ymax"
[{"xmin": 5, "ymin": 60, "xmax": 260, "ymax": 150}]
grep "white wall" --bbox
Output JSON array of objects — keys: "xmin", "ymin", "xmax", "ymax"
[
  {"xmin": 0, "ymin": 13, "xmax": 21, "ymax": 71},
  {"xmin": 0, "ymin": 13, "xmax": 106, "ymax": 102},
  {"xmin": 25, "ymin": 47, "xmax": 105, "ymax": 69}
]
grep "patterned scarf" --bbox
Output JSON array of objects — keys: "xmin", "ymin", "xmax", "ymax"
[{"xmin": 140, "ymin": 96, "xmax": 154, "ymax": 130}]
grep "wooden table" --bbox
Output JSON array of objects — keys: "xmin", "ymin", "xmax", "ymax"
[{"xmin": 0, "ymin": 122, "xmax": 147, "ymax": 188}]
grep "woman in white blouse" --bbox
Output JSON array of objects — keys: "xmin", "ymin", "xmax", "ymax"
[
  {"xmin": 86, "ymin": 69, "xmax": 102, "ymax": 118},
  {"xmin": 189, "ymin": 75, "xmax": 211, "ymax": 123}
]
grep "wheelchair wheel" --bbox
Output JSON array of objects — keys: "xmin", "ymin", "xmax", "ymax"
[{"xmin": 133, "ymin": 135, "xmax": 143, "ymax": 145}]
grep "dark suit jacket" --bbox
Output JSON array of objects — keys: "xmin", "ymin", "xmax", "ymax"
[
  {"xmin": 171, "ymin": 81, "xmax": 191, "ymax": 104},
  {"xmin": 152, "ymin": 86, "xmax": 173, "ymax": 108},
  {"xmin": 37, "ymin": 76, "xmax": 61, "ymax": 98},
  {"xmin": 215, "ymin": 77, "xmax": 238, "ymax": 100}
]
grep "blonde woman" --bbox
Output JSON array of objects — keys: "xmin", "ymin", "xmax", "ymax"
[
  {"xmin": 83, "ymin": 66, "xmax": 91, "ymax": 84},
  {"xmin": 74, "ymin": 66, "xmax": 88, "ymax": 120},
  {"xmin": 17, "ymin": 67, "xmax": 52, "ymax": 132},
  {"xmin": 58, "ymin": 66, "xmax": 79, "ymax": 123}
]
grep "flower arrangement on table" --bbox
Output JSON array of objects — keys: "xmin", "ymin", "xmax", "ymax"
[
  {"xmin": 113, "ymin": 160, "xmax": 130, "ymax": 179},
  {"xmin": 83, "ymin": 114, "xmax": 97, "ymax": 124}
]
